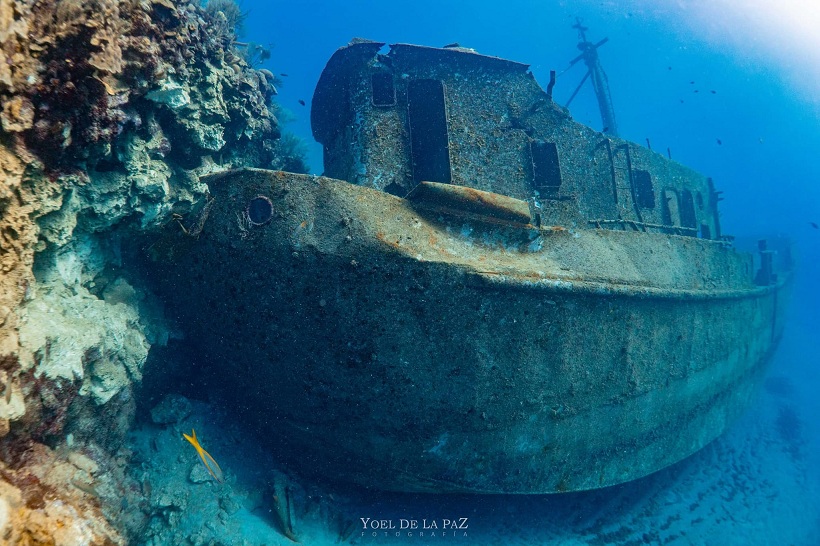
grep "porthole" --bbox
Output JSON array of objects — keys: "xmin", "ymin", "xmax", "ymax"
[{"xmin": 247, "ymin": 195, "xmax": 273, "ymax": 225}]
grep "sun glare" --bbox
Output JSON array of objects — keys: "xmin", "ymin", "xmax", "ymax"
[{"xmin": 692, "ymin": 1, "xmax": 820, "ymax": 84}]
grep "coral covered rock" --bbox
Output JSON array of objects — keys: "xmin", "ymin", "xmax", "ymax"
[
  {"xmin": 1, "ymin": 0, "xmax": 281, "ymax": 170},
  {"xmin": 0, "ymin": 0, "xmax": 304, "ymax": 541},
  {"xmin": 0, "ymin": 441, "xmax": 136, "ymax": 545},
  {"xmin": 0, "ymin": 0, "xmax": 291, "ymax": 439}
]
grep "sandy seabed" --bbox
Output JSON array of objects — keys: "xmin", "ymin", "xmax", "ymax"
[{"xmin": 129, "ymin": 319, "xmax": 819, "ymax": 546}]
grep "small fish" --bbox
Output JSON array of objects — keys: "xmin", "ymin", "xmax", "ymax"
[
  {"xmin": 183, "ymin": 429, "xmax": 224, "ymax": 484},
  {"xmin": 280, "ymin": 73, "xmax": 289, "ymax": 77},
  {"xmin": 667, "ymin": 66, "xmax": 672, "ymax": 70},
  {"xmin": 710, "ymin": 90, "xmax": 716, "ymax": 94},
  {"xmin": 716, "ymin": 138, "xmax": 722, "ymax": 145},
  {"xmin": 689, "ymin": 81, "xmax": 695, "ymax": 84},
  {"xmin": 601, "ymin": 126, "xmax": 609, "ymax": 133},
  {"xmin": 298, "ymin": 99, "xmax": 306, "ymax": 106},
  {"xmin": 694, "ymin": 89, "xmax": 699, "ymax": 93},
  {"xmin": 811, "ymin": 222, "xmax": 818, "ymax": 229}
]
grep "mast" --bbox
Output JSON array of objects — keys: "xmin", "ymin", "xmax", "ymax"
[{"xmin": 563, "ymin": 18, "xmax": 619, "ymax": 136}]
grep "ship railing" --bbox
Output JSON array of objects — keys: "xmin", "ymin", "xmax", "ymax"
[{"xmin": 588, "ymin": 218, "xmax": 719, "ymax": 239}]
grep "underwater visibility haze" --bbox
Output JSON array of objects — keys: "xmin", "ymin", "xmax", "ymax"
[{"xmin": 0, "ymin": 0, "xmax": 818, "ymax": 544}]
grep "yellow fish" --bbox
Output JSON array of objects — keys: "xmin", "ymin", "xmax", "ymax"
[{"xmin": 182, "ymin": 429, "xmax": 225, "ymax": 484}]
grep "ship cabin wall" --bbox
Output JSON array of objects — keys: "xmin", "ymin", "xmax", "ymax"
[
  {"xmin": 316, "ymin": 43, "xmax": 721, "ymax": 240},
  {"xmin": 328, "ymin": 59, "xmax": 411, "ymax": 195},
  {"xmin": 326, "ymin": 46, "xmax": 546, "ymax": 202},
  {"xmin": 617, "ymin": 145, "xmax": 719, "ymax": 240}
]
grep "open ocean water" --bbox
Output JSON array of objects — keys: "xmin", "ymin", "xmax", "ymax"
[{"xmin": 78, "ymin": 0, "xmax": 820, "ymax": 543}]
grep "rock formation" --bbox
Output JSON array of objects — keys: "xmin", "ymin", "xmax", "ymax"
[{"xmin": 0, "ymin": 0, "xmax": 302, "ymax": 541}]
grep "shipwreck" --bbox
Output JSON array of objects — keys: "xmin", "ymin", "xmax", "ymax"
[{"xmin": 151, "ymin": 40, "xmax": 792, "ymax": 493}]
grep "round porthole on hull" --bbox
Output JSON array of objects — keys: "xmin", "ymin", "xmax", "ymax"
[{"xmin": 247, "ymin": 196, "xmax": 273, "ymax": 225}]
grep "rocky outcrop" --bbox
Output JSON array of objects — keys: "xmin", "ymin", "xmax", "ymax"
[
  {"xmin": 0, "ymin": 0, "xmax": 304, "ymax": 541},
  {"xmin": 0, "ymin": 440, "xmax": 142, "ymax": 545}
]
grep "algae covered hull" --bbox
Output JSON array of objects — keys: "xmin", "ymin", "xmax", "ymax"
[{"xmin": 152, "ymin": 168, "xmax": 789, "ymax": 493}]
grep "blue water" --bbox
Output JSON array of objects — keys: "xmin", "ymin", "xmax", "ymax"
[{"xmin": 142, "ymin": 1, "xmax": 820, "ymax": 543}]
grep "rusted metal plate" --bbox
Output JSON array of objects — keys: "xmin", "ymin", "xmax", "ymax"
[{"xmin": 407, "ymin": 181, "xmax": 533, "ymax": 225}]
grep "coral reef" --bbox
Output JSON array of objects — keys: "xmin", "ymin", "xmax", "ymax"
[
  {"xmin": 204, "ymin": 0, "xmax": 248, "ymax": 37},
  {"xmin": 0, "ymin": 439, "xmax": 141, "ymax": 544},
  {"xmin": 0, "ymin": 0, "xmax": 306, "ymax": 540},
  {"xmin": 1, "ymin": 0, "xmax": 279, "ymax": 171}
]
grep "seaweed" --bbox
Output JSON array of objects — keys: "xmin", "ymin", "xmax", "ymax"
[
  {"xmin": 271, "ymin": 133, "xmax": 309, "ymax": 174},
  {"xmin": 203, "ymin": 0, "xmax": 248, "ymax": 37},
  {"xmin": 238, "ymin": 41, "xmax": 272, "ymax": 67}
]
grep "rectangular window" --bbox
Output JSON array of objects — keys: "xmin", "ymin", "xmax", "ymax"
[
  {"xmin": 531, "ymin": 141, "xmax": 562, "ymax": 197},
  {"xmin": 407, "ymin": 79, "xmax": 451, "ymax": 185},
  {"xmin": 371, "ymin": 73, "xmax": 396, "ymax": 106},
  {"xmin": 632, "ymin": 169, "xmax": 655, "ymax": 209}
]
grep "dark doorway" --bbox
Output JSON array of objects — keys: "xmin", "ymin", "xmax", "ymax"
[
  {"xmin": 662, "ymin": 189, "xmax": 680, "ymax": 226},
  {"xmin": 632, "ymin": 170, "xmax": 656, "ymax": 209},
  {"xmin": 531, "ymin": 141, "xmax": 562, "ymax": 197},
  {"xmin": 407, "ymin": 79, "xmax": 451, "ymax": 185},
  {"xmin": 679, "ymin": 189, "xmax": 697, "ymax": 229}
]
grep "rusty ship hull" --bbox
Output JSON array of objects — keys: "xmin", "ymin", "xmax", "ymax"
[{"xmin": 153, "ymin": 168, "xmax": 790, "ymax": 493}]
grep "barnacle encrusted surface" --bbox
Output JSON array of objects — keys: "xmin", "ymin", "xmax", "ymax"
[{"xmin": 0, "ymin": 0, "xmax": 297, "ymax": 541}]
